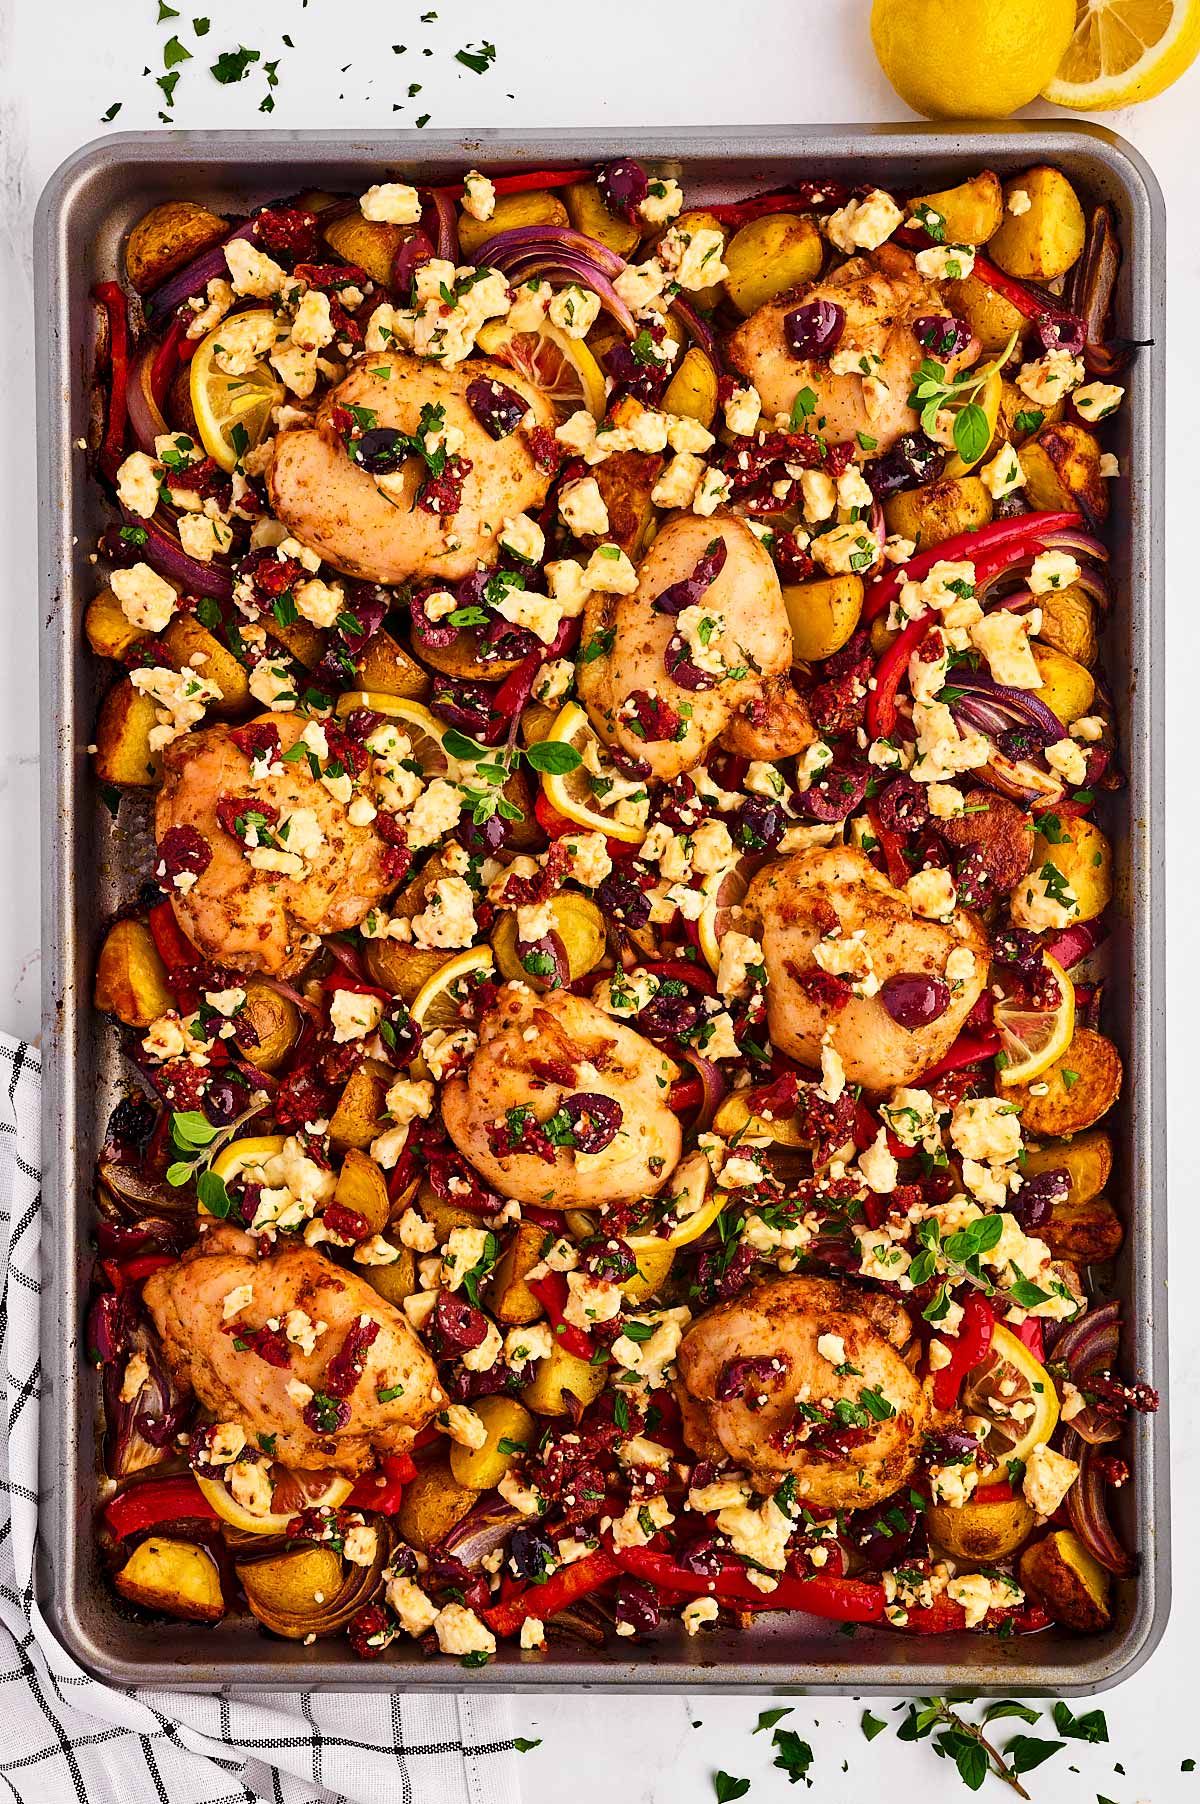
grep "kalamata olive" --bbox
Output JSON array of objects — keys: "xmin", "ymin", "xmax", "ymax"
[
  {"xmin": 731, "ymin": 795, "xmax": 786, "ymax": 851},
  {"xmin": 924, "ymin": 1427, "xmax": 979, "ymax": 1465},
  {"xmin": 664, "ymin": 634, "xmax": 718, "ymax": 691},
  {"xmin": 559, "ymin": 1092, "xmax": 622, "ymax": 1153},
  {"xmin": 605, "ymin": 327, "xmax": 670, "ymax": 402},
  {"xmin": 864, "ymin": 433, "xmax": 945, "ymax": 503},
  {"xmin": 467, "ymin": 375, "xmax": 529, "ymax": 440},
  {"xmin": 204, "ymin": 1074, "xmax": 244, "ymax": 1125},
  {"xmin": 613, "ymin": 1578, "xmax": 661, "ymax": 1635},
  {"xmin": 507, "ymin": 1525, "xmax": 556, "ymax": 1582},
  {"xmin": 457, "ymin": 808, "xmax": 510, "ymax": 856},
  {"xmin": 798, "ymin": 763, "xmax": 870, "ymax": 823},
  {"xmin": 429, "ymin": 676, "xmax": 494, "ymax": 736},
  {"xmin": 651, "ymin": 539, "xmax": 728, "ymax": 616},
  {"xmin": 879, "ymin": 973, "xmax": 951, "ymax": 1030},
  {"xmin": 380, "ymin": 999, "xmax": 423, "ymax": 1066},
  {"xmin": 392, "ymin": 228, "xmax": 436, "ymax": 296},
  {"xmin": 637, "ymin": 992, "xmax": 701, "ymax": 1040},
  {"xmin": 433, "ymin": 1291, "xmax": 489, "ymax": 1352},
  {"xmin": 784, "ymin": 298, "xmax": 846, "ymax": 358},
  {"xmin": 873, "ymin": 773, "xmax": 930, "ymax": 835},
  {"xmin": 580, "ymin": 1234, "xmax": 638, "ymax": 1283},
  {"xmin": 596, "ymin": 872, "xmax": 651, "ymax": 930},
  {"xmin": 857, "ymin": 1499, "xmax": 926, "ymax": 1570},
  {"xmin": 649, "ymin": 773, "xmax": 703, "ymax": 832},
  {"xmin": 998, "ymin": 725, "xmax": 1041, "ymax": 762},
  {"xmin": 98, "ymin": 523, "xmax": 148, "ymax": 568},
  {"xmin": 351, "ymin": 427, "xmax": 410, "ymax": 474},
  {"xmin": 1011, "ymin": 1169, "xmax": 1070, "ymax": 1233},
  {"xmin": 1036, "ymin": 317, "xmax": 1086, "ymax": 357},
  {"xmin": 990, "ymin": 924, "xmax": 1045, "ymax": 983},
  {"xmin": 597, "ymin": 158, "xmax": 650, "ymax": 221},
  {"xmin": 912, "ymin": 314, "xmax": 973, "ymax": 359}
]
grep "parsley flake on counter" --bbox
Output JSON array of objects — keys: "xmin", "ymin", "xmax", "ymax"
[
  {"xmin": 713, "ymin": 1775, "xmax": 750, "ymax": 1803},
  {"xmin": 210, "ymin": 44, "xmax": 260, "ymax": 83},
  {"xmin": 754, "ymin": 1708, "xmax": 792, "ymax": 1734},
  {"xmin": 101, "ymin": 101, "xmax": 123, "ymax": 122},
  {"xmin": 456, "ymin": 39, "xmax": 497, "ymax": 74},
  {"xmin": 512, "ymin": 1738, "xmax": 541, "ymax": 1753}
]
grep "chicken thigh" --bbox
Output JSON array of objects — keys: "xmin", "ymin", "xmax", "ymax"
[
  {"xmin": 726, "ymin": 243, "xmax": 981, "ymax": 451},
  {"xmin": 267, "ymin": 352, "xmax": 556, "ymax": 584},
  {"xmin": 440, "ymin": 986, "xmax": 682, "ymax": 1207},
  {"xmin": 155, "ymin": 712, "xmax": 397, "ymax": 978},
  {"xmin": 143, "ymin": 1225, "xmax": 443, "ymax": 1473},
  {"xmin": 746, "ymin": 845, "xmax": 989, "ymax": 1091},
  {"xmin": 575, "ymin": 512, "xmax": 814, "ymax": 781},
  {"xmin": 676, "ymin": 1274, "xmax": 928, "ymax": 1509}
]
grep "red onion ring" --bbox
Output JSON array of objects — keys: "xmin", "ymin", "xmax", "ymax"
[
  {"xmin": 439, "ymin": 1496, "xmax": 524, "ymax": 1568},
  {"xmin": 668, "ymin": 294, "xmax": 721, "ymax": 366},
  {"xmin": 472, "ymin": 226, "xmax": 637, "ymax": 335},
  {"xmin": 678, "ymin": 1050, "xmax": 727, "ymax": 1132},
  {"xmin": 325, "ymin": 937, "xmax": 368, "ymax": 982},
  {"xmin": 123, "ymin": 507, "xmax": 233, "ymax": 601},
  {"xmin": 252, "ymin": 973, "xmax": 324, "ymax": 1022},
  {"xmin": 1061, "ymin": 1426, "xmax": 1135, "ymax": 1577},
  {"xmin": 1053, "ymin": 1300, "xmax": 1125, "ymax": 1446},
  {"xmin": 977, "ymin": 751, "xmax": 1065, "ymax": 808},
  {"xmin": 126, "ymin": 339, "xmax": 170, "ymax": 455},
  {"xmin": 143, "ymin": 217, "xmax": 259, "ymax": 324},
  {"xmin": 949, "ymin": 671, "xmax": 1066, "ymax": 746}
]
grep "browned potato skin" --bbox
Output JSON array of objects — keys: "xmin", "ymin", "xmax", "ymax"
[
  {"xmin": 564, "ymin": 180, "xmax": 640, "ymax": 257},
  {"xmin": 1018, "ymin": 1528, "xmax": 1112, "ymax": 1631},
  {"xmin": 85, "ymin": 589, "xmax": 149, "ymax": 661},
  {"xmin": 323, "ymin": 213, "xmax": 407, "ymax": 285},
  {"xmin": 353, "ymin": 629, "xmax": 432, "ymax": 700},
  {"xmin": 328, "ymin": 1058, "xmax": 393, "ymax": 1152},
  {"xmin": 1021, "ymin": 422, "xmax": 1108, "ymax": 524},
  {"xmin": 491, "ymin": 1221, "xmax": 552, "ymax": 1326},
  {"xmin": 268, "ymin": 616, "xmax": 327, "ymax": 670},
  {"xmin": 94, "ymin": 919, "xmax": 175, "ymax": 1027},
  {"xmin": 783, "ymin": 574, "xmax": 863, "ymax": 663},
  {"xmin": 1007, "ymin": 1029, "xmax": 1122, "ymax": 1137},
  {"xmin": 361, "ymin": 941, "xmax": 451, "ymax": 1003},
  {"xmin": 1042, "ymin": 1192, "xmax": 1124, "ymax": 1264},
  {"xmin": 1032, "ymin": 643, "xmax": 1097, "ymax": 729},
  {"xmin": 240, "ymin": 979, "xmax": 302, "ymax": 1072},
  {"xmin": 945, "ymin": 271, "xmax": 1029, "ymax": 355},
  {"xmin": 723, "ymin": 212, "xmax": 822, "ymax": 317},
  {"xmin": 927, "ymin": 1494, "xmax": 1036, "ymax": 1562},
  {"xmin": 115, "ymin": 1536, "xmax": 225, "ymax": 1622},
  {"xmin": 408, "ymin": 1177, "xmax": 482, "ymax": 1244},
  {"xmin": 458, "ymin": 190, "xmax": 569, "ymax": 260},
  {"xmin": 161, "ymin": 614, "xmax": 250, "ymax": 714},
  {"xmin": 125, "ymin": 201, "xmax": 229, "ymax": 294},
  {"xmin": 1035, "ymin": 584, "xmax": 1099, "ymax": 667},
  {"xmin": 882, "ymin": 475, "xmax": 993, "ymax": 550},
  {"xmin": 907, "ymin": 171, "xmax": 1004, "ymax": 244},
  {"xmin": 93, "ymin": 679, "xmax": 163, "ymax": 787},
  {"xmin": 361, "ymin": 1242, "xmax": 417, "ymax": 1308},
  {"xmin": 395, "ymin": 1458, "xmax": 477, "ymax": 1551},
  {"xmin": 411, "ymin": 632, "xmax": 525, "ymax": 685},
  {"xmin": 334, "ymin": 1148, "xmax": 391, "ymax": 1233},
  {"xmin": 989, "ymin": 169, "xmax": 1087, "ymax": 282},
  {"xmin": 1023, "ymin": 1129, "xmax": 1113, "ymax": 1206}
]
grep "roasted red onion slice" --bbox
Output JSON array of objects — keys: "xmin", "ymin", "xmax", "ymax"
[
  {"xmin": 472, "ymin": 226, "xmax": 637, "ymax": 335},
  {"xmin": 143, "ymin": 217, "xmax": 260, "ymax": 323},
  {"xmin": 122, "ymin": 508, "xmax": 234, "ymax": 601},
  {"xmin": 948, "ymin": 671, "xmax": 1066, "ymax": 747},
  {"xmin": 1061, "ymin": 1427, "xmax": 1136, "ymax": 1578},
  {"xmin": 1053, "ymin": 1301, "xmax": 1125, "ymax": 1447},
  {"xmin": 677, "ymin": 1051, "xmax": 728, "ymax": 1132},
  {"xmin": 126, "ymin": 339, "xmax": 171, "ymax": 454}
]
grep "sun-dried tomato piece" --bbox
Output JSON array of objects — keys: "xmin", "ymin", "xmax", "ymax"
[{"xmin": 155, "ymin": 824, "xmax": 213, "ymax": 885}]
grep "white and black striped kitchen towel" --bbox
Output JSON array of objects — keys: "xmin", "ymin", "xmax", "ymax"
[{"xmin": 0, "ymin": 1034, "xmax": 521, "ymax": 1804}]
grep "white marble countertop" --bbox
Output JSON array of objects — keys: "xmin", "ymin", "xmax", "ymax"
[{"xmin": 1, "ymin": 0, "xmax": 1196, "ymax": 1796}]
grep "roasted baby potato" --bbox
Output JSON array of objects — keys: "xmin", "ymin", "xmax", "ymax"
[
  {"xmin": 1020, "ymin": 422, "xmax": 1108, "ymax": 524},
  {"xmin": 267, "ymin": 615, "xmax": 326, "ymax": 670},
  {"xmin": 1035, "ymin": 584, "xmax": 1099, "ymax": 667},
  {"xmin": 396, "ymin": 1458, "xmax": 477, "ymax": 1551},
  {"xmin": 449, "ymin": 1395, "xmax": 536, "ymax": 1490},
  {"xmin": 334, "ymin": 1148, "xmax": 391, "ymax": 1233},
  {"xmin": 783, "ymin": 574, "xmax": 864, "ymax": 663},
  {"xmin": 458, "ymin": 190, "xmax": 568, "ymax": 260},
  {"xmin": 322, "ymin": 212, "xmax": 409, "ymax": 286},
  {"xmin": 353, "ymin": 628, "xmax": 432, "ymax": 700},
  {"xmin": 85, "ymin": 588, "xmax": 149, "ymax": 662},
  {"xmin": 663, "ymin": 209, "xmax": 729, "ymax": 307},
  {"xmin": 414, "ymin": 1177, "xmax": 484, "ymax": 1244},
  {"xmin": 361, "ymin": 1242, "xmax": 417, "ymax": 1307},
  {"xmin": 161, "ymin": 614, "xmax": 250, "ymax": 714},
  {"xmin": 1032, "ymin": 643, "xmax": 1097, "ymax": 728},
  {"xmin": 521, "ymin": 1339, "xmax": 607, "ymax": 1417},
  {"xmin": 491, "ymin": 1221, "xmax": 553, "ymax": 1326},
  {"xmin": 997, "ymin": 378, "xmax": 1065, "ymax": 447},
  {"xmin": 989, "ymin": 169, "xmax": 1087, "ymax": 282},
  {"xmin": 564, "ymin": 180, "xmax": 641, "ymax": 257},
  {"xmin": 927, "ymin": 1492, "xmax": 1036, "ymax": 1563},
  {"xmin": 1022, "ymin": 1128, "xmax": 1113, "ymax": 1206},
  {"xmin": 239, "ymin": 1544, "xmax": 346, "ymax": 1635},
  {"xmin": 1042, "ymin": 1192, "xmax": 1124, "ymax": 1264},
  {"xmin": 1030, "ymin": 816, "xmax": 1111, "ymax": 920},
  {"xmin": 907, "ymin": 171, "xmax": 1004, "ymax": 244},
  {"xmin": 328, "ymin": 1058, "xmax": 392, "ymax": 1152},
  {"xmin": 724, "ymin": 212, "xmax": 822, "ymax": 317},
  {"xmin": 1008, "ymin": 1029, "xmax": 1122, "ymax": 1137},
  {"xmin": 882, "ymin": 475, "xmax": 993, "ymax": 549},
  {"xmin": 94, "ymin": 919, "xmax": 175, "ymax": 1027},
  {"xmin": 945, "ymin": 271, "xmax": 1029, "ymax": 355},
  {"xmin": 239, "ymin": 978, "xmax": 302, "ymax": 1072},
  {"xmin": 93, "ymin": 678, "xmax": 164, "ymax": 787},
  {"xmin": 363, "ymin": 942, "xmax": 455, "ymax": 1003},
  {"xmin": 663, "ymin": 346, "xmax": 719, "ymax": 427},
  {"xmin": 115, "ymin": 1535, "xmax": 225, "ymax": 1622},
  {"xmin": 1018, "ymin": 1528, "xmax": 1112, "ymax": 1631},
  {"xmin": 492, "ymin": 892, "xmax": 606, "ymax": 988},
  {"xmin": 125, "ymin": 200, "xmax": 229, "ymax": 294}
]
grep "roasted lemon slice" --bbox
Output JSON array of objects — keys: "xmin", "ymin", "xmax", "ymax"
[
  {"xmin": 333, "ymin": 693, "xmax": 456, "ymax": 780},
  {"xmin": 209, "ymin": 1133, "xmax": 287, "ymax": 1193},
  {"xmin": 409, "ymin": 946, "xmax": 496, "ymax": 1034},
  {"xmin": 697, "ymin": 861, "xmax": 752, "ymax": 974},
  {"xmin": 189, "ymin": 309, "xmax": 284, "ymax": 472},
  {"xmin": 960, "ymin": 1322, "xmax": 1060, "ymax": 1467},
  {"xmin": 195, "ymin": 1470, "xmax": 354, "ymax": 1537},
  {"xmin": 995, "ymin": 954, "xmax": 1075, "ymax": 1088},
  {"xmin": 537, "ymin": 701, "xmax": 647, "ymax": 845},
  {"xmin": 475, "ymin": 317, "xmax": 607, "ymax": 420}
]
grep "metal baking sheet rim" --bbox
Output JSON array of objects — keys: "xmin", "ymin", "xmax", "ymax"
[{"xmin": 33, "ymin": 123, "xmax": 1168, "ymax": 1694}]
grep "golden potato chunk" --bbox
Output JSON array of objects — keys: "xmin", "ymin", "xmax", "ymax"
[
  {"xmin": 115, "ymin": 1536, "xmax": 225, "ymax": 1623},
  {"xmin": 125, "ymin": 200, "xmax": 228, "ymax": 294},
  {"xmin": 988, "ymin": 168, "xmax": 1087, "ymax": 281},
  {"xmin": 94, "ymin": 919, "xmax": 174, "ymax": 1027},
  {"xmin": 1019, "ymin": 1528, "xmax": 1112, "ymax": 1631},
  {"xmin": 1007, "ymin": 1029, "xmax": 1122, "ymax": 1137}
]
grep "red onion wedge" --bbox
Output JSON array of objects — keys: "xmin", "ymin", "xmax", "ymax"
[
  {"xmin": 143, "ymin": 217, "xmax": 259, "ymax": 324},
  {"xmin": 429, "ymin": 188, "xmax": 460, "ymax": 265},
  {"xmin": 1062, "ymin": 1427, "xmax": 1135, "ymax": 1578},
  {"xmin": 472, "ymin": 226, "xmax": 637, "ymax": 336},
  {"xmin": 677, "ymin": 1051, "xmax": 727, "ymax": 1132},
  {"xmin": 126, "ymin": 339, "xmax": 171, "ymax": 455},
  {"xmin": 976, "ymin": 751, "xmax": 1065, "ymax": 809},
  {"xmin": 949, "ymin": 671, "xmax": 1066, "ymax": 747},
  {"xmin": 440, "ymin": 1496, "xmax": 524, "ymax": 1568},
  {"xmin": 122, "ymin": 507, "xmax": 233, "ymax": 601},
  {"xmin": 1053, "ymin": 1301, "xmax": 1124, "ymax": 1447}
]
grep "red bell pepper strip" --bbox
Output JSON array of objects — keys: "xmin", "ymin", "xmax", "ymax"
[
  {"xmin": 319, "ymin": 969, "xmax": 390, "ymax": 1002},
  {"xmin": 532, "ymin": 791, "xmax": 635, "ymax": 862},
  {"xmin": 148, "ymin": 899, "xmax": 203, "ymax": 1013},
  {"xmin": 611, "ymin": 1546, "xmax": 885, "ymax": 1622},
  {"xmin": 972, "ymin": 1480, "xmax": 1015, "ymax": 1505},
  {"xmin": 917, "ymin": 1028, "xmax": 1001, "ymax": 1085},
  {"xmin": 93, "ymin": 281, "xmax": 130, "ymax": 482},
  {"xmin": 706, "ymin": 184, "xmax": 849, "ymax": 227},
  {"xmin": 1008, "ymin": 1316, "xmax": 1046, "ymax": 1363},
  {"xmin": 483, "ymin": 1545, "xmax": 621, "ymax": 1636},
  {"xmin": 900, "ymin": 1593, "xmax": 1052, "ymax": 1634},
  {"xmin": 668, "ymin": 1075, "xmax": 704, "ymax": 1113},
  {"xmin": 931, "ymin": 1291, "xmax": 995, "ymax": 1412},
  {"xmin": 105, "ymin": 1475, "xmax": 218, "ymax": 1539},
  {"xmin": 972, "ymin": 253, "xmax": 1077, "ymax": 326},
  {"xmin": 862, "ymin": 512, "xmax": 1079, "ymax": 625},
  {"xmin": 641, "ymin": 958, "xmax": 717, "ymax": 996},
  {"xmin": 482, "ymin": 653, "xmax": 541, "ymax": 745},
  {"xmin": 100, "ymin": 1253, "xmax": 175, "ymax": 1291},
  {"xmin": 346, "ymin": 1451, "xmax": 417, "ymax": 1515},
  {"xmin": 525, "ymin": 1270, "xmax": 600, "ymax": 1364},
  {"xmin": 434, "ymin": 167, "xmax": 595, "ymax": 200},
  {"xmin": 865, "ymin": 801, "xmax": 912, "ymax": 889},
  {"xmin": 865, "ymin": 612, "xmax": 932, "ymax": 740}
]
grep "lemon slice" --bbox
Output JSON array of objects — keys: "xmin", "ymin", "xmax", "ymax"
[
  {"xmin": 1042, "ymin": 0, "xmax": 1200, "ymax": 107},
  {"xmin": 476, "ymin": 317, "xmax": 607, "ymax": 420},
  {"xmin": 196, "ymin": 1470, "xmax": 354, "ymax": 1536},
  {"xmin": 626, "ymin": 1153, "xmax": 727, "ymax": 1253},
  {"xmin": 189, "ymin": 310, "xmax": 285, "ymax": 472},
  {"xmin": 994, "ymin": 954, "xmax": 1075, "ymax": 1088},
  {"xmin": 209, "ymin": 1133, "xmax": 287, "ymax": 1194},
  {"xmin": 538, "ymin": 701, "xmax": 647, "ymax": 846},
  {"xmin": 333, "ymin": 693, "xmax": 455, "ymax": 780},
  {"xmin": 697, "ymin": 861, "xmax": 752, "ymax": 974},
  {"xmin": 960, "ymin": 1323, "xmax": 1060, "ymax": 1467},
  {"xmin": 409, "ymin": 945, "xmax": 496, "ymax": 1033}
]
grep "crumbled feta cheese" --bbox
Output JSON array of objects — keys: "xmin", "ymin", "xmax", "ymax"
[
  {"xmin": 559, "ymin": 477, "xmax": 609, "ymax": 538},
  {"xmin": 111, "ymin": 562, "xmax": 178, "ymax": 633},
  {"xmin": 548, "ymin": 284, "xmax": 602, "ymax": 340},
  {"xmin": 360, "ymin": 182, "xmax": 422, "ymax": 225},
  {"xmin": 825, "ymin": 189, "xmax": 903, "ymax": 253},
  {"xmin": 461, "ymin": 170, "xmax": 496, "ymax": 222}
]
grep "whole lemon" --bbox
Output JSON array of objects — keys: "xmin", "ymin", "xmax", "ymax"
[{"xmin": 871, "ymin": 0, "xmax": 1077, "ymax": 118}]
